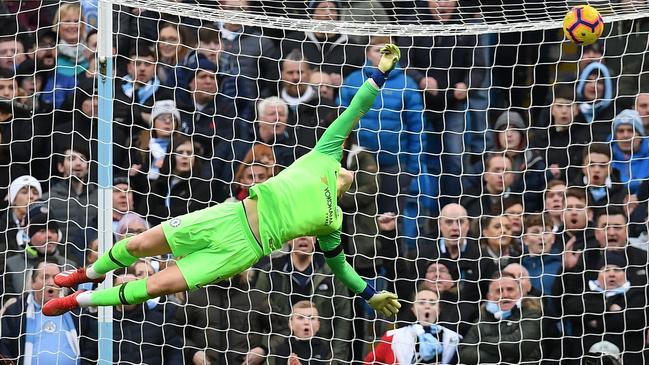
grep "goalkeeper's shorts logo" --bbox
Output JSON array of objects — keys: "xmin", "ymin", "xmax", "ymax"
[{"xmin": 169, "ymin": 217, "xmax": 181, "ymax": 228}]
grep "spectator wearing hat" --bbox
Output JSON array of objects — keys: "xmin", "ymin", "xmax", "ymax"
[
  {"xmin": 41, "ymin": 145, "xmax": 97, "ymax": 265},
  {"xmin": 610, "ymin": 109, "xmax": 649, "ymax": 195},
  {"xmin": 131, "ymin": 99, "xmax": 182, "ymax": 188},
  {"xmin": 5, "ymin": 202, "xmax": 77, "ymax": 296},
  {"xmin": 0, "ymin": 176, "xmax": 42, "ymax": 298},
  {"xmin": 113, "ymin": 45, "xmax": 173, "ymax": 136},
  {"xmin": 575, "ymin": 62, "xmax": 615, "ymax": 142},
  {"xmin": 486, "ymin": 110, "xmax": 548, "ymax": 212},
  {"xmin": 563, "ymin": 251, "xmax": 647, "ymax": 365},
  {"xmin": 582, "ymin": 341, "xmax": 622, "ymax": 365}
]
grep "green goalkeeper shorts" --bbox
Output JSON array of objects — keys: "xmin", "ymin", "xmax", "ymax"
[{"xmin": 161, "ymin": 201, "xmax": 264, "ymax": 290}]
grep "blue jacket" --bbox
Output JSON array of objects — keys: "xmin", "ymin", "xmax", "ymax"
[
  {"xmin": 521, "ymin": 250, "xmax": 562, "ymax": 297},
  {"xmin": 338, "ymin": 65, "xmax": 424, "ymax": 174},
  {"xmin": 611, "ymin": 138, "xmax": 649, "ymax": 195}
]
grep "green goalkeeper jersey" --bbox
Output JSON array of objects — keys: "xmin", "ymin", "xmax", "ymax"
[
  {"xmin": 248, "ymin": 80, "xmax": 379, "ymax": 296},
  {"xmin": 249, "ymin": 149, "xmax": 343, "ymax": 255}
]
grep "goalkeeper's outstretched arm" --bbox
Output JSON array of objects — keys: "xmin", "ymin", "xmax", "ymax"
[
  {"xmin": 313, "ymin": 43, "xmax": 401, "ymax": 161},
  {"xmin": 318, "ymin": 230, "xmax": 401, "ymax": 316}
]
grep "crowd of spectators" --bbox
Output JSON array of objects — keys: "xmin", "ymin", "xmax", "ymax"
[{"xmin": 1, "ymin": 0, "xmax": 649, "ymax": 364}]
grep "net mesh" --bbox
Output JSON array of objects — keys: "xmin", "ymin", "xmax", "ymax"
[{"xmin": 0, "ymin": 0, "xmax": 648, "ymax": 364}]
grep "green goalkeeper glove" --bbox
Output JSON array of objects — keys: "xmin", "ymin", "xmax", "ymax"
[
  {"xmin": 378, "ymin": 44, "xmax": 401, "ymax": 74},
  {"xmin": 367, "ymin": 290, "xmax": 401, "ymax": 316}
]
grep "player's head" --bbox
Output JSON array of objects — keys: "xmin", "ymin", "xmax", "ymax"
[
  {"xmin": 290, "ymin": 300, "xmax": 320, "ymax": 339},
  {"xmin": 411, "ymin": 288, "xmax": 440, "ymax": 326},
  {"xmin": 337, "ymin": 167, "xmax": 354, "ymax": 198}
]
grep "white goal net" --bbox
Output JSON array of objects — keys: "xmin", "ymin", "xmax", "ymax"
[{"xmin": 1, "ymin": 0, "xmax": 648, "ymax": 364}]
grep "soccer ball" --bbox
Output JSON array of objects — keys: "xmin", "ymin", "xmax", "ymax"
[{"xmin": 563, "ymin": 5, "xmax": 604, "ymax": 45}]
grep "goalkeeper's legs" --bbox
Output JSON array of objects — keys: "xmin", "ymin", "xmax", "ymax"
[
  {"xmin": 54, "ymin": 226, "xmax": 171, "ymax": 288},
  {"xmin": 43, "ymin": 264, "xmax": 189, "ymax": 316}
]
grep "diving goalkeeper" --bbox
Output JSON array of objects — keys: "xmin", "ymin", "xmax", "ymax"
[{"xmin": 43, "ymin": 44, "xmax": 402, "ymax": 318}]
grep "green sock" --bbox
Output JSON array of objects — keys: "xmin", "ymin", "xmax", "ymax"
[
  {"xmin": 90, "ymin": 278, "xmax": 151, "ymax": 306},
  {"xmin": 91, "ymin": 237, "xmax": 139, "ymax": 275}
]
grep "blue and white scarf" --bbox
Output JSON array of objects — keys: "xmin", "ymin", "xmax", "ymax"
[
  {"xmin": 24, "ymin": 293, "xmax": 79, "ymax": 364},
  {"xmin": 121, "ymin": 74, "xmax": 160, "ymax": 103},
  {"xmin": 589, "ymin": 279, "xmax": 631, "ymax": 298}
]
